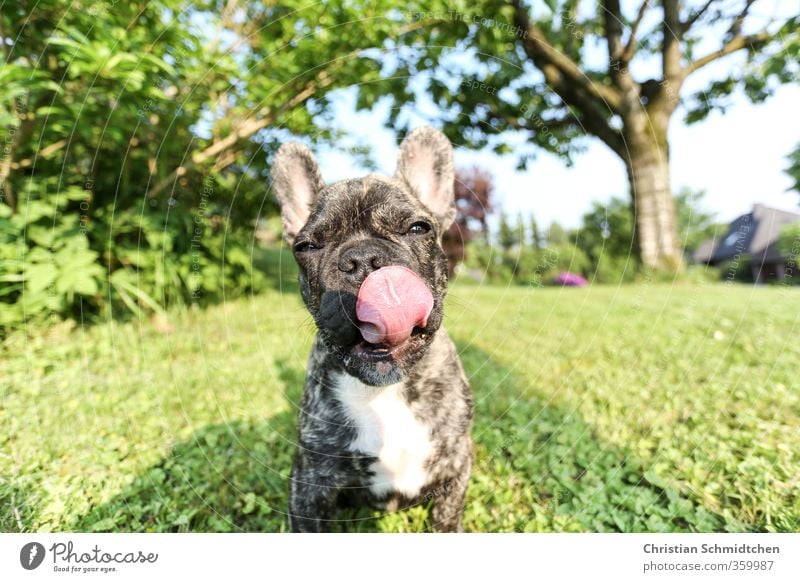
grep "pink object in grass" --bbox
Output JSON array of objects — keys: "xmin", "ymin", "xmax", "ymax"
[{"xmin": 554, "ymin": 272, "xmax": 588, "ymax": 287}]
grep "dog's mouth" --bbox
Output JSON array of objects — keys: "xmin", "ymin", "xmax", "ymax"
[
  {"xmin": 315, "ymin": 265, "xmax": 438, "ymax": 380},
  {"xmin": 350, "ymin": 326, "xmax": 429, "ymax": 363}
]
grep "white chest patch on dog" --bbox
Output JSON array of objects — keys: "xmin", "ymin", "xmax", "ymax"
[{"xmin": 335, "ymin": 372, "xmax": 432, "ymax": 498}]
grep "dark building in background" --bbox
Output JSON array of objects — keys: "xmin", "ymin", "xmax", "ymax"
[{"xmin": 693, "ymin": 204, "xmax": 800, "ymax": 283}]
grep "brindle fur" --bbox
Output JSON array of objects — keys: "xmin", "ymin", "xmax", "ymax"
[{"xmin": 271, "ymin": 127, "xmax": 473, "ymax": 532}]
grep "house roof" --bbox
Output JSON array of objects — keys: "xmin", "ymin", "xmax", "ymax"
[{"xmin": 693, "ymin": 204, "xmax": 800, "ymax": 264}]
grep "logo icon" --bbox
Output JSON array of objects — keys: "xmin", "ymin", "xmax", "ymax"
[{"xmin": 20, "ymin": 542, "xmax": 46, "ymax": 570}]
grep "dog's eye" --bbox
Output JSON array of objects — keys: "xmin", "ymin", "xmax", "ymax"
[
  {"xmin": 406, "ymin": 221, "xmax": 432, "ymax": 236},
  {"xmin": 293, "ymin": 241, "xmax": 318, "ymax": 253}
]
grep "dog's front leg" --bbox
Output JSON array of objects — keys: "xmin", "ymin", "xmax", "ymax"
[
  {"xmin": 288, "ymin": 454, "xmax": 337, "ymax": 532},
  {"xmin": 429, "ymin": 456, "xmax": 472, "ymax": 533}
]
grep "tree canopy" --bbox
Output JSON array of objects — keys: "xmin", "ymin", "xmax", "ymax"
[
  {"xmin": 2, "ymin": 0, "xmax": 797, "ymax": 330},
  {"xmin": 351, "ymin": 0, "xmax": 799, "ymax": 269},
  {"xmin": 0, "ymin": 0, "xmax": 424, "ymax": 329}
]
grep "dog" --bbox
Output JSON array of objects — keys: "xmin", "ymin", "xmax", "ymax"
[{"xmin": 271, "ymin": 127, "xmax": 473, "ymax": 532}]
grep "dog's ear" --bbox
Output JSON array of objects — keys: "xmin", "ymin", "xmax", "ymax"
[
  {"xmin": 270, "ymin": 142, "xmax": 325, "ymax": 243},
  {"xmin": 396, "ymin": 127, "xmax": 455, "ymax": 231}
]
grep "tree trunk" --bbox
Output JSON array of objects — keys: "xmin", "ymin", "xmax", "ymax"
[{"xmin": 623, "ymin": 124, "xmax": 682, "ymax": 271}]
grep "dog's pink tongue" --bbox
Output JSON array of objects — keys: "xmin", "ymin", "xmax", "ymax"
[{"xmin": 356, "ymin": 266, "xmax": 434, "ymax": 346}]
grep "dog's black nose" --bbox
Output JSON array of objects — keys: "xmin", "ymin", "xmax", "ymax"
[{"xmin": 337, "ymin": 246, "xmax": 386, "ymax": 283}]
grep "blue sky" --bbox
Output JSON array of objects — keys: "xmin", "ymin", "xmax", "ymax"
[
  {"xmin": 311, "ymin": 3, "xmax": 800, "ymax": 230},
  {"xmin": 316, "ymin": 82, "xmax": 799, "ymax": 230}
]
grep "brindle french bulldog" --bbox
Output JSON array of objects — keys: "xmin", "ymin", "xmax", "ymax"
[{"xmin": 271, "ymin": 127, "xmax": 473, "ymax": 532}]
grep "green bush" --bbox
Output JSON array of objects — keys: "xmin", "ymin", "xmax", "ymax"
[
  {"xmin": 1, "ymin": 0, "xmax": 408, "ymax": 335},
  {"xmin": 683, "ymin": 264, "xmax": 723, "ymax": 284},
  {"xmin": 588, "ymin": 254, "xmax": 638, "ymax": 284},
  {"xmin": 0, "ymin": 188, "xmax": 103, "ymax": 329},
  {"xmin": 717, "ymin": 258, "xmax": 754, "ymax": 283},
  {"xmin": 0, "ymin": 186, "xmax": 266, "ymax": 333},
  {"xmin": 462, "ymin": 240, "xmax": 512, "ymax": 284},
  {"xmin": 778, "ymin": 224, "xmax": 800, "ymax": 285},
  {"xmin": 462, "ymin": 241, "xmax": 592, "ymax": 286},
  {"xmin": 527, "ymin": 243, "xmax": 590, "ymax": 284}
]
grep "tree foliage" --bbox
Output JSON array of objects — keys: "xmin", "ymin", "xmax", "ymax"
[
  {"xmin": 0, "ymin": 0, "xmax": 409, "ymax": 331},
  {"xmin": 529, "ymin": 214, "xmax": 541, "ymax": 248},
  {"xmin": 443, "ymin": 166, "xmax": 495, "ymax": 274},
  {"xmin": 778, "ymin": 223, "xmax": 800, "ymax": 283},
  {"xmin": 674, "ymin": 188, "xmax": 723, "ymax": 254},
  {"xmin": 574, "ymin": 196, "xmax": 635, "ymax": 265},
  {"xmin": 575, "ymin": 188, "xmax": 719, "ymax": 256},
  {"xmin": 354, "ymin": 0, "xmax": 797, "ymax": 161},
  {"xmin": 3, "ymin": 0, "xmax": 796, "ymax": 331},
  {"xmin": 498, "ymin": 211, "xmax": 521, "ymax": 250},
  {"xmin": 786, "ymin": 144, "xmax": 800, "ymax": 197},
  {"xmin": 547, "ymin": 221, "xmax": 568, "ymax": 246},
  {"xmin": 466, "ymin": 188, "xmax": 723, "ymax": 286},
  {"xmin": 351, "ymin": 0, "xmax": 799, "ymax": 269}
]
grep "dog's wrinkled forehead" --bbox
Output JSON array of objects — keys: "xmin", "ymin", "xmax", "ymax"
[
  {"xmin": 303, "ymin": 175, "xmax": 430, "ymax": 237},
  {"xmin": 271, "ymin": 126, "xmax": 455, "ymax": 245}
]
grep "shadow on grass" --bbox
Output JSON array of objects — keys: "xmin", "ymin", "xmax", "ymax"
[
  {"xmin": 71, "ymin": 413, "xmax": 297, "ymax": 533},
  {"xmin": 456, "ymin": 342, "xmax": 742, "ymax": 532},
  {"xmin": 0, "ymin": 482, "xmax": 37, "ymax": 532},
  {"xmin": 72, "ymin": 344, "xmax": 739, "ymax": 532}
]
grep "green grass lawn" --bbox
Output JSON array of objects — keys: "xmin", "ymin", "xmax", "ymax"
[{"xmin": 1, "ymin": 280, "xmax": 798, "ymax": 532}]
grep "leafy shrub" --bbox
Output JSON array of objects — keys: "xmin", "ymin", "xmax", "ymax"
[
  {"xmin": 682, "ymin": 264, "xmax": 723, "ymax": 284},
  {"xmin": 778, "ymin": 224, "xmax": 800, "ymax": 285},
  {"xmin": 717, "ymin": 258, "xmax": 754, "ymax": 283},
  {"xmin": 0, "ymin": 188, "xmax": 104, "ymax": 329},
  {"xmin": 0, "ymin": 187, "xmax": 266, "ymax": 334},
  {"xmin": 528, "ymin": 243, "xmax": 590, "ymax": 284},
  {"xmin": 1, "ymin": 0, "xmax": 407, "ymax": 335},
  {"xmin": 461, "ymin": 241, "xmax": 592, "ymax": 287},
  {"xmin": 461, "ymin": 240, "xmax": 510, "ymax": 284},
  {"xmin": 588, "ymin": 254, "xmax": 638, "ymax": 284}
]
